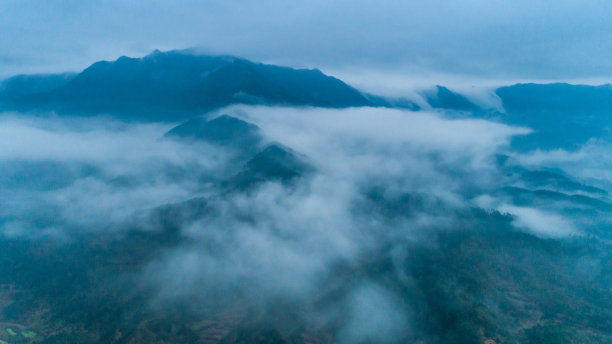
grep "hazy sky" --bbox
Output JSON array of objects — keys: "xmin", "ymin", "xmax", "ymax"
[{"xmin": 2, "ymin": 0, "xmax": 612, "ymax": 81}]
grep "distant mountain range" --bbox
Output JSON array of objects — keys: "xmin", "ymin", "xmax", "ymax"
[
  {"xmin": 2, "ymin": 49, "xmax": 612, "ymax": 152},
  {"xmin": 424, "ymin": 83, "xmax": 612, "ymax": 151},
  {"xmin": 0, "ymin": 50, "xmax": 377, "ymax": 120}
]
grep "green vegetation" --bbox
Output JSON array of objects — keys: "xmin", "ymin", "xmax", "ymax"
[
  {"xmin": 21, "ymin": 330, "xmax": 36, "ymax": 339},
  {"xmin": 5, "ymin": 328, "xmax": 16, "ymax": 336}
]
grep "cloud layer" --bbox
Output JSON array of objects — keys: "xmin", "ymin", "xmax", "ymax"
[{"xmin": 1, "ymin": 105, "xmax": 609, "ymax": 341}]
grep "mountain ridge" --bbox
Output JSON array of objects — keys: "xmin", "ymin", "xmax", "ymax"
[{"xmin": 0, "ymin": 49, "xmax": 375, "ymax": 120}]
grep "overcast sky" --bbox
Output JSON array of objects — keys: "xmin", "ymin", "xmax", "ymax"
[{"xmin": 2, "ymin": 0, "xmax": 612, "ymax": 82}]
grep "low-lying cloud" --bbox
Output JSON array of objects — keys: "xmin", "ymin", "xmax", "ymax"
[{"xmin": 0, "ymin": 105, "xmax": 607, "ymax": 342}]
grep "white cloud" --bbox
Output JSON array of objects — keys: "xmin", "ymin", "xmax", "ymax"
[
  {"xmin": 498, "ymin": 204, "xmax": 576, "ymax": 238},
  {"xmin": 513, "ymin": 139, "xmax": 612, "ymax": 189},
  {"xmin": 0, "ymin": 106, "xmax": 573, "ymax": 340}
]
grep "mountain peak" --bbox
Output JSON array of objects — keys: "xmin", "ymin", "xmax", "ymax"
[
  {"xmin": 0, "ymin": 50, "xmax": 373, "ymax": 120},
  {"xmin": 165, "ymin": 114, "xmax": 262, "ymax": 150}
]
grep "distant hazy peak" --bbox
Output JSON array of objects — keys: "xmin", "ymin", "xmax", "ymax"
[
  {"xmin": 424, "ymin": 85, "xmax": 480, "ymax": 112},
  {"xmin": 0, "ymin": 49, "xmax": 373, "ymax": 120},
  {"xmin": 165, "ymin": 114, "xmax": 262, "ymax": 150}
]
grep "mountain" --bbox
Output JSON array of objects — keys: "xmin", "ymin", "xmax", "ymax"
[
  {"xmin": 164, "ymin": 114, "xmax": 311, "ymax": 191},
  {"xmin": 422, "ymin": 83, "xmax": 612, "ymax": 151},
  {"xmin": 229, "ymin": 144, "xmax": 313, "ymax": 189},
  {"xmin": 424, "ymin": 85, "xmax": 480, "ymax": 112},
  {"xmin": 496, "ymin": 83, "xmax": 612, "ymax": 151},
  {"xmin": 165, "ymin": 114, "xmax": 263, "ymax": 150},
  {"xmin": 0, "ymin": 50, "xmax": 373, "ymax": 120},
  {"xmin": 0, "ymin": 73, "xmax": 76, "ymax": 100},
  {"xmin": 496, "ymin": 83, "xmax": 612, "ymax": 115},
  {"xmin": 425, "ymin": 82, "xmax": 612, "ymax": 116}
]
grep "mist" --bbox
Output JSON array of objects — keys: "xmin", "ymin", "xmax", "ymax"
[
  {"xmin": 2, "ymin": 0, "xmax": 612, "ymax": 341},
  {"xmin": 2, "ymin": 102, "xmax": 610, "ymax": 342}
]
